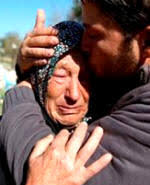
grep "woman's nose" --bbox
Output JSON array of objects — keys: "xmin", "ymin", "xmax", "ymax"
[{"xmin": 65, "ymin": 79, "xmax": 80, "ymax": 104}]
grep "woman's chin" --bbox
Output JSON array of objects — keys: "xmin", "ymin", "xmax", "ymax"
[{"xmin": 56, "ymin": 116, "xmax": 81, "ymax": 126}]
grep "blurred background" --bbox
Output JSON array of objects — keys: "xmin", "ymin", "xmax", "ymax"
[{"xmin": 0, "ymin": 0, "xmax": 81, "ymax": 113}]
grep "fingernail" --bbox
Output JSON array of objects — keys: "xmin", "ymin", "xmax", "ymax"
[
  {"xmin": 40, "ymin": 59, "xmax": 47, "ymax": 64},
  {"xmin": 37, "ymin": 9, "xmax": 44, "ymax": 15},
  {"xmin": 105, "ymin": 153, "xmax": 113, "ymax": 161},
  {"xmin": 76, "ymin": 121, "xmax": 87, "ymax": 129},
  {"xmin": 81, "ymin": 121, "xmax": 88, "ymax": 126},
  {"xmin": 48, "ymin": 27, "xmax": 59, "ymax": 35},
  {"xmin": 95, "ymin": 126, "xmax": 103, "ymax": 134},
  {"xmin": 51, "ymin": 37, "xmax": 59, "ymax": 44},
  {"xmin": 47, "ymin": 49, "xmax": 54, "ymax": 57},
  {"xmin": 47, "ymin": 134, "xmax": 54, "ymax": 140},
  {"xmin": 53, "ymin": 28, "xmax": 59, "ymax": 34}
]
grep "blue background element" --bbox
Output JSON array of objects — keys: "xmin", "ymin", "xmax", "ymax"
[{"xmin": 0, "ymin": 0, "xmax": 74, "ymax": 38}]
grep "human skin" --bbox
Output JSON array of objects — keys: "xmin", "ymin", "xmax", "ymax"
[
  {"xmin": 17, "ymin": 80, "xmax": 112, "ymax": 185},
  {"xmin": 26, "ymin": 122, "xmax": 112, "ymax": 185},
  {"xmin": 18, "ymin": 10, "xmax": 90, "ymax": 126},
  {"xmin": 17, "ymin": 9, "xmax": 59, "ymax": 73},
  {"xmin": 45, "ymin": 50, "xmax": 89, "ymax": 126},
  {"xmin": 16, "ymin": 2, "xmax": 150, "ymax": 184},
  {"xmin": 16, "ymin": 9, "xmax": 113, "ymax": 185},
  {"xmin": 18, "ymin": 4, "xmax": 150, "ymax": 78},
  {"xmin": 81, "ymin": 1, "xmax": 141, "ymax": 79}
]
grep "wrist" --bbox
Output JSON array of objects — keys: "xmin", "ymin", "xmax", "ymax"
[{"xmin": 18, "ymin": 81, "xmax": 32, "ymax": 89}]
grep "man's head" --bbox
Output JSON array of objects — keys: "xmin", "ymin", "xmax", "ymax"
[
  {"xmin": 45, "ymin": 50, "xmax": 89, "ymax": 126},
  {"xmin": 81, "ymin": 0, "xmax": 150, "ymax": 78}
]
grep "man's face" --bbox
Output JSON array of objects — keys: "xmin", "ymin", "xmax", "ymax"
[
  {"xmin": 82, "ymin": 2, "xmax": 140, "ymax": 78},
  {"xmin": 45, "ymin": 50, "xmax": 89, "ymax": 126}
]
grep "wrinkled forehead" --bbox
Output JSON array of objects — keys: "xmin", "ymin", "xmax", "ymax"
[{"xmin": 54, "ymin": 49, "xmax": 87, "ymax": 73}]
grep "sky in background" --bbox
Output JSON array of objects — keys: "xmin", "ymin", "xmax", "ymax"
[{"xmin": 0, "ymin": 0, "xmax": 74, "ymax": 39}]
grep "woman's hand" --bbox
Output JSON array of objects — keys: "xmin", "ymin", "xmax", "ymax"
[{"xmin": 26, "ymin": 122, "xmax": 112, "ymax": 185}]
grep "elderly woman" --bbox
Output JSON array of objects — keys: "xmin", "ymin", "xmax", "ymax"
[
  {"xmin": 29, "ymin": 21, "xmax": 90, "ymax": 132},
  {"xmin": 0, "ymin": 20, "xmax": 111, "ymax": 185}
]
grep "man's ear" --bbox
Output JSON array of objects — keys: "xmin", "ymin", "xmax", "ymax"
[{"xmin": 139, "ymin": 26, "xmax": 150, "ymax": 65}]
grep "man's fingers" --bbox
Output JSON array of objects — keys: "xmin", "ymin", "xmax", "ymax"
[
  {"xmin": 22, "ymin": 47, "xmax": 55, "ymax": 58},
  {"xmin": 27, "ymin": 36, "xmax": 59, "ymax": 47},
  {"xmin": 33, "ymin": 59, "xmax": 48, "ymax": 66},
  {"xmin": 30, "ymin": 27, "xmax": 58, "ymax": 37},
  {"xmin": 76, "ymin": 127, "xmax": 103, "ymax": 166},
  {"xmin": 66, "ymin": 122, "xmax": 88, "ymax": 161},
  {"xmin": 18, "ymin": 58, "xmax": 48, "ymax": 72},
  {"xmin": 34, "ymin": 9, "xmax": 45, "ymax": 29},
  {"xmin": 85, "ymin": 153, "xmax": 112, "ymax": 180},
  {"xmin": 25, "ymin": 58, "xmax": 48, "ymax": 67},
  {"xmin": 29, "ymin": 134, "xmax": 54, "ymax": 161},
  {"xmin": 34, "ymin": 9, "xmax": 58, "ymax": 35}
]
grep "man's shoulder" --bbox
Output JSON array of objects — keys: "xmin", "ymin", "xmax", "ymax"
[{"xmin": 111, "ymin": 64, "xmax": 150, "ymax": 110}]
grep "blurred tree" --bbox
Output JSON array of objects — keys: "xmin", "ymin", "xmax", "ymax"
[
  {"xmin": 69, "ymin": 0, "xmax": 82, "ymax": 22},
  {"xmin": 3, "ymin": 32, "xmax": 21, "ymax": 67},
  {"xmin": 0, "ymin": 38, "xmax": 3, "ymax": 47},
  {"xmin": 0, "ymin": 38, "xmax": 5, "ymax": 57}
]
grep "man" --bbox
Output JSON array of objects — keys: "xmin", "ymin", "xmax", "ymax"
[{"xmin": 2, "ymin": 0, "xmax": 150, "ymax": 184}]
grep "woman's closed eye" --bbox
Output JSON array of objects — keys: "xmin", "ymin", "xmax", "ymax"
[
  {"xmin": 52, "ymin": 68, "xmax": 69, "ymax": 84},
  {"xmin": 53, "ymin": 68, "xmax": 68, "ymax": 78}
]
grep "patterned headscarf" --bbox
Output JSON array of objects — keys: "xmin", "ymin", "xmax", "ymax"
[{"xmin": 30, "ymin": 21, "xmax": 84, "ymax": 107}]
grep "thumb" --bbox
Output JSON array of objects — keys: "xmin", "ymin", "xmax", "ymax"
[
  {"xmin": 34, "ymin": 9, "xmax": 46, "ymax": 29},
  {"xmin": 29, "ymin": 134, "xmax": 54, "ymax": 160}
]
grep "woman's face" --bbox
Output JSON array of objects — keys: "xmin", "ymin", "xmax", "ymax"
[{"xmin": 45, "ymin": 50, "xmax": 90, "ymax": 126}]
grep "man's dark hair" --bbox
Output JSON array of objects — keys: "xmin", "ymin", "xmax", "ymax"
[{"xmin": 82, "ymin": 0, "xmax": 150, "ymax": 37}]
